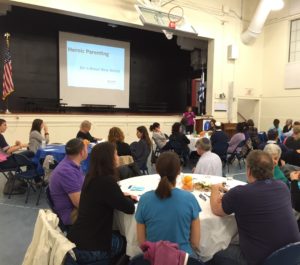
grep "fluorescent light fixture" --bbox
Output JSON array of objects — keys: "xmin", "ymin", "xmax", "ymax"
[{"xmin": 270, "ymin": 0, "xmax": 284, "ymax": 11}]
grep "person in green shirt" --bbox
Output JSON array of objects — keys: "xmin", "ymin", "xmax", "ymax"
[{"xmin": 264, "ymin": 144, "xmax": 289, "ymax": 186}]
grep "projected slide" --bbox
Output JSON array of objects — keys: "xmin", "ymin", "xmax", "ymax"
[
  {"xmin": 59, "ymin": 32, "xmax": 130, "ymax": 108},
  {"xmin": 67, "ymin": 41, "xmax": 125, "ymax": 90}
]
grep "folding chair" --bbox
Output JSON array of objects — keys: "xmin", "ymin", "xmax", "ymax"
[
  {"xmin": 118, "ymin": 162, "xmax": 141, "ymax": 180},
  {"xmin": 0, "ymin": 158, "xmax": 26, "ymax": 195},
  {"xmin": 151, "ymin": 138, "xmax": 162, "ymax": 165},
  {"xmin": 10, "ymin": 153, "xmax": 44, "ymax": 205},
  {"xmin": 64, "ymin": 250, "xmax": 128, "ymax": 265},
  {"xmin": 165, "ymin": 140, "xmax": 188, "ymax": 166},
  {"xmin": 258, "ymin": 131, "xmax": 268, "ymax": 143},
  {"xmin": 0, "ymin": 162, "xmax": 18, "ymax": 180},
  {"xmin": 139, "ymin": 149, "xmax": 151, "ymax": 175},
  {"xmin": 140, "ymin": 163, "xmax": 149, "ymax": 175},
  {"xmin": 227, "ymin": 140, "xmax": 246, "ymax": 172},
  {"xmin": 151, "ymin": 145, "xmax": 161, "ymax": 165},
  {"xmin": 45, "ymin": 186, "xmax": 70, "ymax": 233},
  {"xmin": 129, "ymin": 254, "xmax": 205, "ymax": 265},
  {"xmin": 263, "ymin": 242, "xmax": 300, "ymax": 265}
]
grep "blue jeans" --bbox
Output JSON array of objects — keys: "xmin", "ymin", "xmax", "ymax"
[
  {"xmin": 66, "ymin": 233, "xmax": 125, "ymax": 265},
  {"xmin": 209, "ymin": 244, "xmax": 248, "ymax": 265}
]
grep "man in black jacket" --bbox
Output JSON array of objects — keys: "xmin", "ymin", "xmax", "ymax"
[{"xmin": 210, "ymin": 122, "xmax": 229, "ymax": 161}]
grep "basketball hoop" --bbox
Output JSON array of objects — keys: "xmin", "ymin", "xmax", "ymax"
[{"xmin": 167, "ymin": 5, "xmax": 184, "ymax": 29}]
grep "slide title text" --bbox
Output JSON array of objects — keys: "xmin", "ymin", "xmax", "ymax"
[{"xmin": 68, "ymin": 47, "xmax": 109, "ymax": 57}]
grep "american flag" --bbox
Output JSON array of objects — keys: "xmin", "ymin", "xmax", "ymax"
[{"xmin": 2, "ymin": 40, "xmax": 14, "ymax": 100}]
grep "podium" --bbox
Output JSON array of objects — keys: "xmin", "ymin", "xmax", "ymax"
[
  {"xmin": 195, "ymin": 118, "xmax": 237, "ymax": 139},
  {"xmin": 195, "ymin": 118, "xmax": 212, "ymax": 132},
  {"xmin": 222, "ymin": 123, "xmax": 237, "ymax": 139}
]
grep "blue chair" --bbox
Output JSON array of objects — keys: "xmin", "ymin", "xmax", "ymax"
[
  {"xmin": 140, "ymin": 153, "xmax": 150, "ymax": 175},
  {"xmin": 63, "ymin": 252, "xmax": 128, "ymax": 265},
  {"xmin": 263, "ymin": 242, "xmax": 300, "ymax": 265},
  {"xmin": 140, "ymin": 164, "xmax": 149, "ymax": 175},
  {"xmin": 187, "ymin": 257, "xmax": 206, "ymax": 265},
  {"xmin": 45, "ymin": 186, "xmax": 70, "ymax": 233},
  {"xmin": 10, "ymin": 153, "xmax": 44, "ymax": 204},
  {"xmin": 258, "ymin": 131, "xmax": 268, "ymax": 143},
  {"xmin": 64, "ymin": 252, "xmax": 103, "ymax": 265},
  {"xmin": 129, "ymin": 254, "xmax": 205, "ymax": 265},
  {"xmin": 45, "ymin": 186, "xmax": 55, "ymax": 210}
]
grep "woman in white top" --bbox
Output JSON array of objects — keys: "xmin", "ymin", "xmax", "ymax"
[
  {"xmin": 28, "ymin": 119, "xmax": 49, "ymax": 153},
  {"xmin": 149, "ymin": 122, "xmax": 168, "ymax": 150}
]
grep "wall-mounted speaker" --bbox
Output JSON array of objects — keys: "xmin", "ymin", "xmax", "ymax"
[{"xmin": 227, "ymin": 44, "xmax": 238, "ymax": 60}]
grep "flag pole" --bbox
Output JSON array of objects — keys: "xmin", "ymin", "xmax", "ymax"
[
  {"xmin": 5, "ymin": 97, "xmax": 10, "ymax": 114},
  {"xmin": 3, "ymin": 32, "xmax": 12, "ymax": 114},
  {"xmin": 199, "ymin": 65, "xmax": 204, "ymax": 116}
]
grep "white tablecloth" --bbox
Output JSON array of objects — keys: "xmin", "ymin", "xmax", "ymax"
[
  {"xmin": 114, "ymin": 174, "xmax": 245, "ymax": 262},
  {"xmin": 186, "ymin": 135, "xmax": 200, "ymax": 152},
  {"xmin": 186, "ymin": 134, "xmax": 210, "ymax": 152}
]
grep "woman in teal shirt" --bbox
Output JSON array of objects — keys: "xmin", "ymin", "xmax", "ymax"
[{"xmin": 135, "ymin": 151, "xmax": 201, "ymax": 255}]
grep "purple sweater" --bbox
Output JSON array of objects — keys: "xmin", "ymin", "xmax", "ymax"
[
  {"xmin": 183, "ymin": 112, "xmax": 195, "ymax": 126},
  {"xmin": 227, "ymin": 132, "xmax": 245, "ymax": 153}
]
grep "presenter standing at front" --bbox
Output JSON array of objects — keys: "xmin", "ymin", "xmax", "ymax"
[{"xmin": 183, "ymin": 106, "xmax": 195, "ymax": 134}]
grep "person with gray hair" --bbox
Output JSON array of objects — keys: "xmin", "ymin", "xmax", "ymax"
[
  {"xmin": 193, "ymin": 137, "xmax": 222, "ymax": 176},
  {"xmin": 76, "ymin": 120, "xmax": 101, "ymax": 143},
  {"xmin": 282, "ymin": 119, "xmax": 293, "ymax": 138},
  {"xmin": 263, "ymin": 144, "xmax": 289, "ymax": 186},
  {"xmin": 285, "ymin": 124, "xmax": 300, "ymax": 150}
]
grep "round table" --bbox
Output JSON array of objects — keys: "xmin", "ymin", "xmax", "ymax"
[
  {"xmin": 186, "ymin": 134, "xmax": 210, "ymax": 152},
  {"xmin": 33, "ymin": 144, "xmax": 93, "ymax": 174},
  {"xmin": 186, "ymin": 135, "xmax": 200, "ymax": 152},
  {"xmin": 113, "ymin": 174, "xmax": 245, "ymax": 261}
]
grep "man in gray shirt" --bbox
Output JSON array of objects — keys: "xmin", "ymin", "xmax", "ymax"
[{"xmin": 193, "ymin": 138, "xmax": 222, "ymax": 177}]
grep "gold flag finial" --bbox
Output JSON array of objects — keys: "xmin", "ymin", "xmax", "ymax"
[{"xmin": 4, "ymin": 32, "xmax": 10, "ymax": 48}]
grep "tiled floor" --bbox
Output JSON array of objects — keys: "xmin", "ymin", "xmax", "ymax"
[
  {"xmin": 0, "ymin": 176, "xmax": 47, "ymax": 265},
  {"xmin": 0, "ymin": 160, "xmax": 247, "ymax": 265}
]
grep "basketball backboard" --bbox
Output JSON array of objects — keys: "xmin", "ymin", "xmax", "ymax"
[{"xmin": 135, "ymin": 5, "xmax": 198, "ymax": 36}]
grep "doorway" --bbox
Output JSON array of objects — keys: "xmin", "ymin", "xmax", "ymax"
[{"xmin": 237, "ymin": 98, "xmax": 261, "ymax": 130}]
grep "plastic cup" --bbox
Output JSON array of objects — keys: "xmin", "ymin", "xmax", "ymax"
[{"xmin": 226, "ymin": 175, "xmax": 233, "ymax": 181}]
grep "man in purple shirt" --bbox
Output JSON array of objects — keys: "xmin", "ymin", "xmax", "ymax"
[
  {"xmin": 49, "ymin": 138, "xmax": 88, "ymax": 225},
  {"xmin": 210, "ymin": 150, "xmax": 300, "ymax": 265}
]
